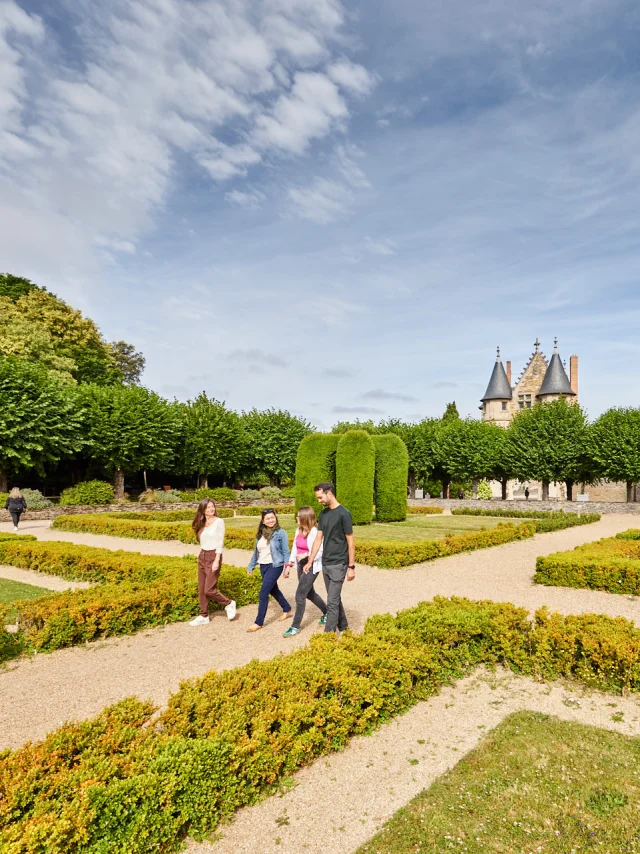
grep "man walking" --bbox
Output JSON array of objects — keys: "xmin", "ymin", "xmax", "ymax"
[{"xmin": 305, "ymin": 482, "xmax": 355, "ymax": 634}]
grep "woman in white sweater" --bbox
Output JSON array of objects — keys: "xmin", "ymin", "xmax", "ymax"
[{"xmin": 189, "ymin": 498, "xmax": 236, "ymax": 626}]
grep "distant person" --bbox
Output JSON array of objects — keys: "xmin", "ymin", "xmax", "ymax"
[
  {"xmin": 282, "ymin": 505, "xmax": 327, "ymax": 637},
  {"xmin": 190, "ymin": 498, "xmax": 236, "ymax": 626},
  {"xmin": 457, "ymin": 488, "xmax": 464, "ymax": 500},
  {"xmin": 5, "ymin": 488, "xmax": 27, "ymax": 532},
  {"xmin": 246, "ymin": 508, "xmax": 292, "ymax": 632},
  {"xmin": 525, "ymin": 487, "xmax": 530, "ymax": 501},
  {"xmin": 306, "ymin": 482, "xmax": 355, "ymax": 635}
]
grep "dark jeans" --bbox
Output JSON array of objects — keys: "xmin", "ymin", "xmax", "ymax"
[
  {"xmin": 322, "ymin": 562, "xmax": 348, "ymax": 633},
  {"xmin": 292, "ymin": 559, "xmax": 327, "ymax": 629},
  {"xmin": 10, "ymin": 511, "xmax": 22, "ymax": 527},
  {"xmin": 256, "ymin": 563, "xmax": 291, "ymax": 626}
]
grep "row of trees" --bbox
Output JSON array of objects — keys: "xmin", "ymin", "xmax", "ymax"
[
  {"xmin": 0, "ymin": 357, "xmax": 311, "ymax": 497},
  {"xmin": 333, "ymin": 401, "xmax": 640, "ymax": 502}
]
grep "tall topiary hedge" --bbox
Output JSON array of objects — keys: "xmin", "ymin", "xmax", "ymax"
[
  {"xmin": 373, "ymin": 434, "xmax": 409, "ymax": 522},
  {"xmin": 295, "ymin": 433, "xmax": 340, "ymax": 510},
  {"xmin": 335, "ymin": 430, "xmax": 375, "ymax": 525}
]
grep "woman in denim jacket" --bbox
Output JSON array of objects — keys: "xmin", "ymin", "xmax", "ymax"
[{"xmin": 246, "ymin": 508, "xmax": 292, "ymax": 632}]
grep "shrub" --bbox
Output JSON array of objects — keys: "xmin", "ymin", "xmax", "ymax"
[
  {"xmin": 477, "ymin": 479, "xmax": 493, "ymax": 500},
  {"xmin": 237, "ymin": 488, "xmax": 261, "ymax": 500},
  {"xmin": 535, "ymin": 534, "xmax": 640, "ymax": 595},
  {"xmin": 60, "ymin": 480, "xmax": 115, "ymax": 506},
  {"xmin": 178, "ymin": 490, "xmax": 196, "ymax": 502},
  {"xmin": 20, "ymin": 489, "xmax": 53, "ymax": 510},
  {"xmin": 208, "ymin": 487, "xmax": 239, "ymax": 501},
  {"xmin": 335, "ymin": 430, "xmax": 375, "ymax": 525},
  {"xmin": 259, "ymin": 486, "xmax": 281, "ymax": 500},
  {"xmin": 616, "ymin": 529, "xmax": 640, "ymax": 540},
  {"xmin": 52, "ymin": 512, "xmax": 240, "ymax": 545},
  {"xmin": 280, "ymin": 486, "xmax": 296, "ymax": 498},
  {"xmin": 0, "ymin": 492, "xmax": 7, "ymax": 506},
  {"xmin": 372, "ymin": 435, "xmax": 409, "ymax": 522},
  {"xmin": 153, "ymin": 489, "xmax": 183, "ymax": 503},
  {"xmin": 406, "ymin": 506, "xmax": 444, "ymax": 515},
  {"xmin": 6, "ymin": 596, "xmax": 640, "ymax": 851},
  {"xmin": 0, "ymin": 539, "xmax": 261, "ymax": 658},
  {"xmin": 0, "ymin": 532, "xmax": 37, "ymax": 542},
  {"xmin": 294, "ymin": 433, "xmax": 340, "ymax": 510},
  {"xmin": 234, "ymin": 505, "xmax": 293, "ymax": 517}
]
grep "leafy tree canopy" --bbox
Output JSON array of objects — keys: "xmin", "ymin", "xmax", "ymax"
[
  {"xmin": 178, "ymin": 393, "xmax": 246, "ymax": 482},
  {"xmin": 442, "ymin": 401, "xmax": 460, "ymax": 422},
  {"xmin": 588, "ymin": 407, "xmax": 640, "ymax": 487},
  {"xmin": 109, "ymin": 341, "xmax": 146, "ymax": 384},
  {"xmin": 0, "ymin": 273, "xmax": 42, "ymax": 301},
  {"xmin": 437, "ymin": 418, "xmax": 502, "ymax": 482},
  {"xmin": 242, "ymin": 409, "xmax": 313, "ymax": 484}
]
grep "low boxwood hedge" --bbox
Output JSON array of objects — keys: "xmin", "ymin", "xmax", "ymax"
[
  {"xmin": 234, "ymin": 505, "xmax": 294, "ymax": 517},
  {"xmin": 0, "ymin": 540, "xmax": 261, "ymax": 659},
  {"xmin": 3, "ymin": 595, "xmax": 640, "ymax": 852},
  {"xmin": 0, "ymin": 532, "xmax": 36, "ymax": 543},
  {"xmin": 406, "ymin": 505, "xmax": 444, "ymax": 515},
  {"xmin": 535, "ymin": 533, "xmax": 640, "ymax": 595}
]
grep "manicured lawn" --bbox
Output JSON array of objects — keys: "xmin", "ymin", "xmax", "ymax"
[
  {"xmin": 357, "ymin": 711, "xmax": 640, "ymax": 854},
  {"xmin": 0, "ymin": 577, "xmax": 51, "ymax": 621},
  {"xmin": 226, "ymin": 514, "xmax": 505, "ymax": 542}
]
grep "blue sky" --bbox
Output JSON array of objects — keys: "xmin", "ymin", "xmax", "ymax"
[{"xmin": 1, "ymin": 0, "xmax": 639, "ymax": 428}]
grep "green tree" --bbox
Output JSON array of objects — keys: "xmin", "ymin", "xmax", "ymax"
[
  {"xmin": 109, "ymin": 341, "xmax": 146, "ymax": 384},
  {"xmin": 241, "ymin": 409, "xmax": 313, "ymax": 485},
  {"xmin": 442, "ymin": 401, "xmax": 460, "ymax": 423},
  {"xmin": 503, "ymin": 399, "xmax": 588, "ymax": 500},
  {"xmin": 0, "ymin": 273, "xmax": 41, "ymax": 301},
  {"xmin": 178, "ymin": 393, "xmax": 246, "ymax": 488},
  {"xmin": 0, "ymin": 356, "xmax": 84, "ymax": 491},
  {"xmin": 78, "ymin": 385, "xmax": 182, "ymax": 498},
  {"xmin": 437, "ymin": 419, "xmax": 502, "ymax": 498},
  {"xmin": 588, "ymin": 407, "xmax": 640, "ymax": 502}
]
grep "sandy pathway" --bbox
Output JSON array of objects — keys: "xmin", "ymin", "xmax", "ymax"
[
  {"xmin": 0, "ymin": 564, "xmax": 92, "ymax": 592},
  {"xmin": 184, "ymin": 666, "xmax": 640, "ymax": 854},
  {"xmin": 0, "ymin": 514, "xmax": 637, "ymax": 750}
]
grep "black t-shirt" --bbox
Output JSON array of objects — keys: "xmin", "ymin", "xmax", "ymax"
[{"xmin": 318, "ymin": 504, "xmax": 353, "ymax": 565}]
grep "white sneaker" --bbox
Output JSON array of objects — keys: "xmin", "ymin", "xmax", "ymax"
[
  {"xmin": 189, "ymin": 615, "xmax": 210, "ymax": 627},
  {"xmin": 13, "ymin": 527, "xmax": 18, "ymax": 533},
  {"xmin": 225, "ymin": 600, "xmax": 237, "ymax": 621}
]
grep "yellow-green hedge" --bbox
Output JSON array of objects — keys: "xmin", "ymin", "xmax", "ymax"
[
  {"xmin": 4, "ymin": 595, "xmax": 640, "ymax": 852},
  {"xmin": 535, "ymin": 534, "xmax": 640, "ymax": 595},
  {"xmin": 234, "ymin": 505, "xmax": 294, "ymax": 517},
  {"xmin": 0, "ymin": 540, "xmax": 261, "ymax": 659},
  {"xmin": 406, "ymin": 506, "xmax": 444, "ymax": 515}
]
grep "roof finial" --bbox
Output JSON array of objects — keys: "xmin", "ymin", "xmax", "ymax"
[
  {"xmin": 534, "ymin": 338, "xmax": 540, "ymax": 353},
  {"xmin": 496, "ymin": 346, "xmax": 501, "ymax": 361},
  {"xmin": 553, "ymin": 337, "xmax": 559, "ymax": 354}
]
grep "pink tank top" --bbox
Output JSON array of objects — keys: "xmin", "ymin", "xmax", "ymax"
[{"xmin": 295, "ymin": 533, "xmax": 308, "ymax": 552}]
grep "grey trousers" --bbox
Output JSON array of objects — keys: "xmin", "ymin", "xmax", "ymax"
[
  {"xmin": 322, "ymin": 562, "xmax": 348, "ymax": 633},
  {"xmin": 292, "ymin": 561, "xmax": 327, "ymax": 628}
]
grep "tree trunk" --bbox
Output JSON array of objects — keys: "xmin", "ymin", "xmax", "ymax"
[
  {"xmin": 501, "ymin": 477, "xmax": 508, "ymax": 500},
  {"xmin": 541, "ymin": 480, "xmax": 550, "ymax": 501},
  {"xmin": 408, "ymin": 473, "xmax": 417, "ymax": 499},
  {"xmin": 114, "ymin": 468, "xmax": 125, "ymax": 501},
  {"xmin": 627, "ymin": 480, "xmax": 634, "ymax": 503},
  {"xmin": 143, "ymin": 470, "xmax": 148, "ymax": 491},
  {"xmin": 198, "ymin": 474, "xmax": 208, "ymax": 489},
  {"xmin": 565, "ymin": 480, "xmax": 574, "ymax": 502},
  {"xmin": 472, "ymin": 478, "xmax": 479, "ymax": 499},
  {"xmin": 442, "ymin": 477, "xmax": 450, "ymax": 499},
  {"xmin": 0, "ymin": 470, "xmax": 7, "ymax": 493}
]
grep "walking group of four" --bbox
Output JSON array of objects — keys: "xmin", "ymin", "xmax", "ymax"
[{"xmin": 190, "ymin": 482, "xmax": 355, "ymax": 635}]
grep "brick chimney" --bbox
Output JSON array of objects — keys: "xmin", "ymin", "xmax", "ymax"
[
  {"xmin": 569, "ymin": 355, "xmax": 578, "ymax": 396},
  {"xmin": 506, "ymin": 360, "xmax": 512, "ymax": 384}
]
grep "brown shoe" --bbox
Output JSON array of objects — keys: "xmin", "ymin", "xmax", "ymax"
[
  {"xmin": 279, "ymin": 611, "xmax": 293, "ymax": 622},
  {"xmin": 246, "ymin": 623, "xmax": 263, "ymax": 633}
]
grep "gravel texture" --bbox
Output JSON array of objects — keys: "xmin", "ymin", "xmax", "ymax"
[
  {"xmin": 0, "ymin": 564, "xmax": 92, "ymax": 592},
  {"xmin": 184, "ymin": 666, "xmax": 640, "ymax": 854},
  {"xmin": 0, "ymin": 514, "xmax": 637, "ymax": 753}
]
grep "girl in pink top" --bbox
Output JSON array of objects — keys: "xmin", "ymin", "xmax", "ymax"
[{"xmin": 282, "ymin": 506, "xmax": 327, "ymax": 637}]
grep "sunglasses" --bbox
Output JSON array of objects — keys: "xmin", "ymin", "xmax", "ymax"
[{"xmin": 262, "ymin": 508, "xmax": 275, "ymax": 515}]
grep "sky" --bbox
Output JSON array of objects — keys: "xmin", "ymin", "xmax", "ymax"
[{"xmin": 1, "ymin": 0, "xmax": 640, "ymax": 429}]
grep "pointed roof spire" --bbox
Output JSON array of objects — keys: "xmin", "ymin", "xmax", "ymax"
[
  {"xmin": 537, "ymin": 338, "xmax": 575, "ymax": 397},
  {"xmin": 534, "ymin": 337, "xmax": 541, "ymax": 353},
  {"xmin": 481, "ymin": 347, "xmax": 513, "ymax": 401}
]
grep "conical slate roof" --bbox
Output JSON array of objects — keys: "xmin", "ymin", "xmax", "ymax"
[
  {"xmin": 537, "ymin": 340, "xmax": 575, "ymax": 397},
  {"xmin": 481, "ymin": 349, "xmax": 513, "ymax": 401}
]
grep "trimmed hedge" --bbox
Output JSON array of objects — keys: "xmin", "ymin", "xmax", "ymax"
[
  {"xmin": 406, "ymin": 506, "xmax": 444, "ymax": 515},
  {"xmin": 535, "ymin": 534, "xmax": 640, "ymax": 595},
  {"xmin": 4, "ymin": 595, "xmax": 640, "ymax": 852},
  {"xmin": 336, "ymin": 430, "xmax": 375, "ymax": 525},
  {"xmin": 60, "ymin": 480, "xmax": 115, "ymax": 506},
  {"xmin": 0, "ymin": 532, "xmax": 37, "ymax": 543},
  {"xmin": 234, "ymin": 505, "xmax": 294, "ymax": 517},
  {"xmin": 294, "ymin": 433, "xmax": 340, "ymax": 511},
  {"xmin": 0, "ymin": 540, "xmax": 261, "ymax": 659},
  {"xmin": 452, "ymin": 507, "xmax": 600, "ymax": 521},
  {"xmin": 373, "ymin": 435, "xmax": 409, "ymax": 523},
  {"xmin": 617, "ymin": 529, "xmax": 640, "ymax": 540}
]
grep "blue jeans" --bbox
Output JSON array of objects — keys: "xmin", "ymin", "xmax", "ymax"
[{"xmin": 255, "ymin": 564, "xmax": 291, "ymax": 626}]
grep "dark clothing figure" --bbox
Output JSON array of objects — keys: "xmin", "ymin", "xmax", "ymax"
[
  {"xmin": 457, "ymin": 489, "xmax": 464, "ymax": 500},
  {"xmin": 524, "ymin": 488, "xmax": 530, "ymax": 501},
  {"xmin": 5, "ymin": 495, "xmax": 27, "ymax": 529}
]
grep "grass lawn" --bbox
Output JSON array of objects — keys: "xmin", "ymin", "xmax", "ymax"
[
  {"xmin": 357, "ymin": 711, "xmax": 640, "ymax": 854},
  {"xmin": 0, "ymin": 577, "xmax": 51, "ymax": 621},
  {"xmin": 226, "ymin": 514, "xmax": 505, "ymax": 542}
]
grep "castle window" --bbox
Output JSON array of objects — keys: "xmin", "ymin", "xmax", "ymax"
[
  {"xmin": 501, "ymin": 402, "xmax": 507, "ymax": 411},
  {"xmin": 518, "ymin": 394, "xmax": 532, "ymax": 410}
]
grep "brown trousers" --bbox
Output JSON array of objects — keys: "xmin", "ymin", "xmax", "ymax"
[{"xmin": 198, "ymin": 549, "xmax": 231, "ymax": 616}]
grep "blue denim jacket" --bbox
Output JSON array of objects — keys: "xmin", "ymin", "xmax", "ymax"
[{"xmin": 247, "ymin": 527, "xmax": 290, "ymax": 572}]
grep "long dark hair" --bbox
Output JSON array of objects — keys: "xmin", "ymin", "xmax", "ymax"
[
  {"xmin": 256, "ymin": 508, "xmax": 280, "ymax": 542},
  {"xmin": 192, "ymin": 498, "xmax": 217, "ymax": 542}
]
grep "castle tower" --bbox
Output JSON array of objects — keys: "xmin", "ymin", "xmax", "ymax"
[
  {"xmin": 536, "ymin": 338, "xmax": 576, "ymax": 402},
  {"xmin": 481, "ymin": 347, "xmax": 513, "ymax": 428}
]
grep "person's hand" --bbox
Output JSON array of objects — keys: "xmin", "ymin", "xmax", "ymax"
[
  {"xmin": 346, "ymin": 566, "xmax": 356, "ymax": 582},
  {"xmin": 247, "ymin": 569, "xmax": 253, "ymax": 576},
  {"xmin": 303, "ymin": 562, "xmax": 311, "ymax": 574},
  {"xmin": 285, "ymin": 562, "xmax": 293, "ymax": 568},
  {"xmin": 283, "ymin": 567, "xmax": 290, "ymax": 579}
]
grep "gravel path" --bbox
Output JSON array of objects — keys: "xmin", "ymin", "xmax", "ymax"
[
  {"xmin": 0, "ymin": 564, "xmax": 92, "ymax": 592},
  {"xmin": 0, "ymin": 515, "xmax": 637, "ymax": 750},
  {"xmin": 184, "ymin": 666, "xmax": 640, "ymax": 854}
]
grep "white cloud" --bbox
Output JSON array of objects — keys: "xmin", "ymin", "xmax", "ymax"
[
  {"xmin": 288, "ymin": 178, "xmax": 353, "ymax": 223},
  {"xmin": 224, "ymin": 189, "xmax": 266, "ymax": 209},
  {"xmin": 365, "ymin": 236, "xmax": 397, "ymax": 256},
  {"xmin": 328, "ymin": 59, "xmax": 375, "ymax": 96},
  {"xmin": 362, "ymin": 388, "xmax": 417, "ymax": 402}
]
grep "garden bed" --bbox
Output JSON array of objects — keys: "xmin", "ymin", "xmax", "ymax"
[{"xmin": 535, "ymin": 532, "xmax": 640, "ymax": 595}]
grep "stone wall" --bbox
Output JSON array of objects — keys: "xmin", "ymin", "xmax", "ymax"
[
  {"xmin": 0, "ymin": 498, "xmax": 294, "ymax": 522},
  {"xmin": 409, "ymin": 498, "xmax": 640, "ymax": 515}
]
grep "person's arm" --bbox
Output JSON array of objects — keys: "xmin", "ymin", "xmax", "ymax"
[
  {"xmin": 285, "ymin": 530, "xmax": 298, "ymax": 574},
  {"xmin": 346, "ymin": 533, "xmax": 356, "ymax": 581},
  {"xmin": 213, "ymin": 519, "xmax": 224, "ymax": 570},
  {"xmin": 280, "ymin": 529, "xmax": 291, "ymax": 566},
  {"xmin": 305, "ymin": 529, "xmax": 323, "ymax": 573},
  {"xmin": 247, "ymin": 542, "xmax": 259, "ymax": 574},
  {"xmin": 4, "ymin": 499, "xmax": 9, "ymax": 510}
]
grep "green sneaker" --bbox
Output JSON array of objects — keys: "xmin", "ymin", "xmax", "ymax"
[
  {"xmin": 283, "ymin": 626, "xmax": 300, "ymax": 638},
  {"xmin": 319, "ymin": 614, "xmax": 327, "ymax": 626}
]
